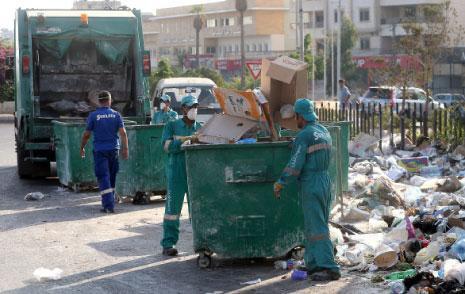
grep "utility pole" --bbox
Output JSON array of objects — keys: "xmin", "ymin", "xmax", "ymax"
[
  {"xmin": 236, "ymin": 0, "xmax": 247, "ymax": 89},
  {"xmin": 337, "ymin": 0, "xmax": 342, "ymax": 96},
  {"xmin": 299, "ymin": 0, "xmax": 304, "ymax": 61},
  {"xmin": 331, "ymin": 24, "xmax": 334, "ymax": 99},
  {"xmin": 295, "ymin": 0, "xmax": 299, "ymax": 53},
  {"xmin": 323, "ymin": 1, "xmax": 329, "ymax": 100},
  {"xmin": 312, "ymin": 11, "xmax": 315, "ymax": 100}
]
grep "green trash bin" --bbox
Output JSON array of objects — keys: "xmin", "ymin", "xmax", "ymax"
[
  {"xmin": 53, "ymin": 120, "xmax": 136, "ymax": 191},
  {"xmin": 321, "ymin": 121, "xmax": 350, "ymax": 192},
  {"xmin": 53, "ymin": 120, "xmax": 97, "ymax": 191},
  {"xmin": 116, "ymin": 124, "xmax": 167, "ymax": 198},
  {"xmin": 184, "ymin": 126, "xmax": 341, "ymax": 267}
]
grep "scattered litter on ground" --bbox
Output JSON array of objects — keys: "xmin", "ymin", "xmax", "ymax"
[
  {"xmin": 33, "ymin": 267, "xmax": 63, "ymax": 281},
  {"xmin": 240, "ymin": 278, "xmax": 261, "ymax": 285},
  {"xmin": 24, "ymin": 192, "xmax": 46, "ymax": 201}
]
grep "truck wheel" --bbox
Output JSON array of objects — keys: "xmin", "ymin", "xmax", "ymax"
[{"xmin": 16, "ymin": 144, "xmax": 50, "ymax": 178}]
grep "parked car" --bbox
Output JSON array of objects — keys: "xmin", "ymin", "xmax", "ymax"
[
  {"xmin": 433, "ymin": 93, "xmax": 465, "ymax": 107},
  {"xmin": 152, "ymin": 77, "xmax": 220, "ymax": 123},
  {"xmin": 359, "ymin": 86, "xmax": 441, "ymax": 110}
]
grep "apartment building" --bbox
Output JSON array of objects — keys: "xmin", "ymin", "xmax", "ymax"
[
  {"xmin": 302, "ymin": 0, "xmax": 465, "ymax": 92},
  {"xmin": 143, "ymin": 0, "xmax": 296, "ymax": 74},
  {"xmin": 72, "ymin": 0, "xmax": 122, "ymax": 10}
]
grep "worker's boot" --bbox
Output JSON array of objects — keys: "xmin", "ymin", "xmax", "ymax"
[
  {"xmin": 162, "ymin": 247, "xmax": 178, "ymax": 256},
  {"xmin": 309, "ymin": 270, "xmax": 341, "ymax": 281}
]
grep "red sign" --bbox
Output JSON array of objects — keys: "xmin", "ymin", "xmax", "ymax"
[
  {"xmin": 246, "ymin": 61, "xmax": 262, "ymax": 80},
  {"xmin": 215, "ymin": 59, "xmax": 261, "ymax": 71},
  {"xmin": 353, "ymin": 55, "xmax": 422, "ymax": 70}
]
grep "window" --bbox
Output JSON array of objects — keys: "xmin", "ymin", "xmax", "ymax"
[
  {"xmin": 227, "ymin": 17, "xmax": 235, "ymax": 26},
  {"xmin": 207, "ymin": 19, "xmax": 216, "ymax": 28},
  {"xmin": 334, "ymin": 10, "xmax": 338, "ymax": 23},
  {"xmin": 243, "ymin": 16, "xmax": 253, "ymax": 25},
  {"xmin": 264, "ymin": 43, "xmax": 269, "ymax": 52},
  {"xmin": 404, "ymin": 7, "xmax": 416, "ymax": 18},
  {"xmin": 252, "ymin": 44, "xmax": 256, "ymax": 52},
  {"xmin": 228, "ymin": 45, "xmax": 232, "ymax": 52},
  {"xmin": 258, "ymin": 44, "xmax": 262, "ymax": 52},
  {"xmin": 246, "ymin": 44, "xmax": 250, "ymax": 52},
  {"xmin": 315, "ymin": 11, "xmax": 324, "ymax": 27},
  {"xmin": 218, "ymin": 46, "xmax": 222, "ymax": 54},
  {"xmin": 235, "ymin": 44, "xmax": 239, "ymax": 52},
  {"xmin": 359, "ymin": 8, "xmax": 370, "ymax": 22},
  {"xmin": 360, "ymin": 38, "xmax": 370, "ymax": 50}
]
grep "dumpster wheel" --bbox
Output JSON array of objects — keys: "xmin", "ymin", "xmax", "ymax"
[
  {"xmin": 197, "ymin": 252, "xmax": 212, "ymax": 269},
  {"xmin": 290, "ymin": 247, "xmax": 305, "ymax": 260}
]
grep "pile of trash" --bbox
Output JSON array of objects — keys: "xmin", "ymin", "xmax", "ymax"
[{"xmin": 332, "ymin": 133, "xmax": 465, "ymax": 293}]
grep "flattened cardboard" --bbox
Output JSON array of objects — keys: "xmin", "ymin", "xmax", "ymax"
[
  {"xmin": 214, "ymin": 88, "xmax": 262, "ymax": 120},
  {"xmin": 198, "ymin": 114, "xmax": 258, "ymax": 144}
]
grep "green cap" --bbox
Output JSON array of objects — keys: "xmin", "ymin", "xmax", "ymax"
[
  {"xmin": 294, "ymin": 98, "xmax": 318, "ymax": 122},
  {"xmin": 181, "ymin": 95, "xmax": 198, "ymax": 107},
  {"xmin": 160, "ymin": 94, "xmax": 171, "ymax": 102}
]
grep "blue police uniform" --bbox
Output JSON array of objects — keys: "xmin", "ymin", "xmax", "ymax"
[{"xmin": 86, "ymin": 107, "xmax": 124, "ymax": 210}]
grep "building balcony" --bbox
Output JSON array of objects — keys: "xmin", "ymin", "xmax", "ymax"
[{"xmin": 380, "ymin": 0, "xmax": 442, "ymax": 7}]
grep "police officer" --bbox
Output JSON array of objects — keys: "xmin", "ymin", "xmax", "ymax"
[
  {"xmin": 274, "ymin": 98, "xmax": 340, "ymax": 281},
  {"xmin": 160, "ymin": 95, "xmax": 201, "ymax": 256},
  {"xmin": 151, "ymin": 94, "xmax": 178, "ymax": 125},
  {"xmin": 80, "ymin": 91, "xmax": 129, "ymax": 213}
]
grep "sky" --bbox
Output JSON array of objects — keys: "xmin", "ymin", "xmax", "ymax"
[{"xmin": 0, "ymin": 0, "xmax": 222, "ymax": 29}]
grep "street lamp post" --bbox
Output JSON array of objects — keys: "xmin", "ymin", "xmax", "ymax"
[{"xmin": 236, "ymin": 0, "xmax": 247, "ymax": 89}]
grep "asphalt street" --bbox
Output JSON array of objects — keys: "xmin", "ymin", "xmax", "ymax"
[{"xmin": 0, "ymin": 116, "xmax": 385, "ymax": 293}]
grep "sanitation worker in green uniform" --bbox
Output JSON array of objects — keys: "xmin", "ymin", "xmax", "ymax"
[
  {"xmin": 160, "ymin": 95, "xmax": 201, "ymax": 256},
  {"xmin": 274, "ymin": 98, "xmax": 340, "ymax": 281},
  {"xmin": 151, "ymin": 94, "xmax": 178, "ymax": 125}
]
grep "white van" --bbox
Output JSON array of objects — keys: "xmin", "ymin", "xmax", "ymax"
[{"xmin": 153, "ymin": 77, "xmax": 220, "ymax": 123}]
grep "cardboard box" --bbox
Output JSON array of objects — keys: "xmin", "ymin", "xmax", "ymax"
[
  {"xmin": 198, "ymin": 88, "xmax": 262, "ymax": 144},
  {"xmin": 261, "ymin": 56, "xmax": 308, "ymax": 130}
]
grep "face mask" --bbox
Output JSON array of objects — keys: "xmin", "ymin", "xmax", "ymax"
[
  {"xmin": 160, "ymin": 102, "xmax": 166, "ymax": 110},
  {"xmin": 187, "ymin": 108, "xmax": 197, "ymax": 121}
]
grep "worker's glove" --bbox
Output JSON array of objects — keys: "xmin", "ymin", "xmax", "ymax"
[
  {"xmin": 177, "ymin": 136, "xmax": 191, "ymax": 143},
  {"xmin": 273, "ymin": 182, "xmax": 283, "ymax": 199}
]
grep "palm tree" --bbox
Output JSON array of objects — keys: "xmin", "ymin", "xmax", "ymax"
[
  {"xmin": 235, "ymin": 0, "xmax": 247, "ymax": 89},
  {"xmin": 191, "ymin": 5, "xmax": 204, "ymax": 69}
]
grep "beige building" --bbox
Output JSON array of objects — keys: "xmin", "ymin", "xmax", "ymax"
[
  {"xmin": 73, "ymin": 0, "xmax": 122, "ymax": 10},
  {"xmin": 143, "ymin": 0, "xmax": 296, "ymax": 72}
]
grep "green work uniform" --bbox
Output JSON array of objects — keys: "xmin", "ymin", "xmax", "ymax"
[
  {"xmin": 160, "ymin": 118, "xmax": 201, "ymax": 249},
  {"xmin": 151, "ymin": 109, "xmax": 178, "ymax": 125},
  {"xmin": 278, "ymin": 122, "xmax": 340, "ymax": 274}
]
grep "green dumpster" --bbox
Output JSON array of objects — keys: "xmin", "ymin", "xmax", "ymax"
[
  {"xmin": 53, "ymin": 120, "xmax": 97, "ymax": 191},
  {"xmin": 53, "ymin": 120, "xmax": 136, "ymax": 191},
  {"xmin": 184, "ymin": 126, "xmax": 341, "ymax": 267},
  {"xmin": 321, "ymin": 121, "xmax": 350, "ymax": 192},
  {"xmin": 116, "ymin": 124, "xmax": 167, "ymax": 198}
]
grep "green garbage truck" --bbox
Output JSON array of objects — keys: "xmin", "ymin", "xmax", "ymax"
[{"xmin": 14, "ymin": 8, "xmax": 151, "ymax": 177}]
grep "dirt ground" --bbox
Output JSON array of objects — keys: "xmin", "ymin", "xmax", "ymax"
[{"xmin": 0, "ymin": 116, "xmax": 387, "ymax": 293}]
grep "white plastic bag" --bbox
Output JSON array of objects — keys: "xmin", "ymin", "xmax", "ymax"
[{"xmin": 33, "ymin": 267, "xmax": 63, "ymax": 281}]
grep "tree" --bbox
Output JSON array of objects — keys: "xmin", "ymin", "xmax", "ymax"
[
  {"xmin": 149, "ymin": 58, "xmax": 175, "ymax": 93},
  {"xmin": 191, "ymin": 5, "xmax": 204, "ymax": 69},
  {"xmin": 289, "ymin": 33, "xmax": 325, "ymax": 80}
]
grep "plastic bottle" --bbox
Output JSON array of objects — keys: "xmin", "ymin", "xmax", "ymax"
[
  {"xmin": 390, "ymin": 281, "xmax": 405, "ymax": 294},
  {"xmin": 384, "ymin": 269, "xmax": 416, "ymax": 281},
  {"xmin": 405, "ymin": 216, "xmax": 416, "ymax": 240},
  {"xmin": 291, "ymin": 270, "xmax": 308, "ymax": 281}
]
